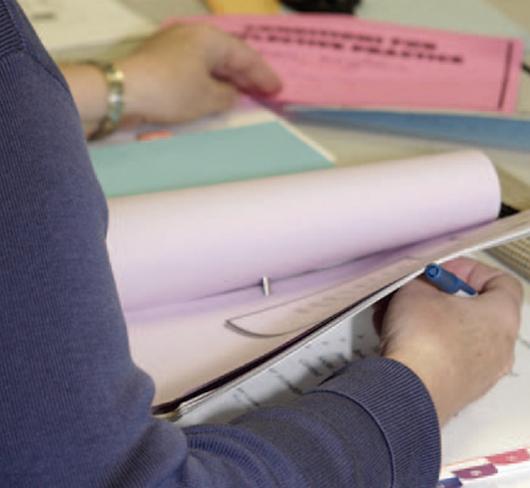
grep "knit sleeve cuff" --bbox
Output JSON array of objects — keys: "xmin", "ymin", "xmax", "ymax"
[{"xmin": 310, "ymin": 357, "xmax": 441, "ymax": 487}]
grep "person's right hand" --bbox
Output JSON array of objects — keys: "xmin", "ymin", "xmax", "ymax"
[{"xmin": 377, "ymin": 257, "xmax": 523, "ymax": 426}]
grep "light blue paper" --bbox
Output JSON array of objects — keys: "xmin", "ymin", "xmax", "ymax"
[
  {"xmin": 90, "ymin": 122, "xmax": 333, "ymax": 197},
  {"xmin": 293, "ymin": 109, "xmax": 530, "ymax": 152}
]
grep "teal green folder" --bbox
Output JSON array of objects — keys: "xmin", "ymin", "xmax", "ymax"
[{"xmin": 90, "ymin": 122, "xmax": 333, "ymax": 198}]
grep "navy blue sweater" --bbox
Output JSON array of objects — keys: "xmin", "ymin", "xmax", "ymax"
[{"xmin": 0, "ymin": 2, "xmax": 440, "ymax": 486}]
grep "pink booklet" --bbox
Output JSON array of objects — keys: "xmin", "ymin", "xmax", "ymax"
[
  {"xmin": 107, "ymin": 150, "xmax": 506, "ymax": 406},
  {"xmin": 168, "ymin": 14, "xmax": 523, "ymax": 113}
]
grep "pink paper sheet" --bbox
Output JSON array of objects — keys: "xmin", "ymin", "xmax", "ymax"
[
  {"xmin": 107, "ymin": 150, "xmax": 500, "ymax": 313},
  {"xmin": 126, "ymin": 251, "xmax": 387, "ymax": 405},
  {"xmin": 168, "ymin": 14, "xmax": 523, "ymax": 113},
  {"xmin": 126, "ymin": 208, "xmax": 530, "ymax": 406},
  {"xmin": 105, "ymin": 150, "xmax": 503, "ymax": 404}
]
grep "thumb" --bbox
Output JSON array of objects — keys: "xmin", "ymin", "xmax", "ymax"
[{"xmin": 211, "ymin": 34, "xmax": 282, "ymax": 95}]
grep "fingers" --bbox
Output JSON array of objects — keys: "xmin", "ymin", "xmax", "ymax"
[
  {"xmin": 442, "ymin": 257, "xmax": 480, "ymax": 282},
  {"xmin": 481, "ymin": 270, "xmax": 523, "ymax": 302},
  {"xmin": 123, "ymin": 23, "xmax": 281, "ymax": 124},
  {"xmin": 479, "ymin": 272, "xmax": 524, "ymax": 336},
  {"xmin": 443, "ymin": 257, "xmax": 503, "ymax": 290},
  {"xmin": 202, "ymin": 79, "xmax": 238, "ymax": 116},
  {"xmin": 393, "ymin": 258, "xmax": 521, "ymax": 307},
  {"xmin": 432, "ymin": 258, "xmax": 523, "ymax": 341},
  {"xmin": 442, "ymin": 257, "xmax": 523, "ymax": 304},
  {"xmin": 211, "ymin": 33, "xmax": 283, "ymax": 95}
]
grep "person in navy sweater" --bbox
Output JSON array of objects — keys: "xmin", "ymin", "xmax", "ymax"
[{"xmin": 0, "ymin": 1, "xmax": 523, "ymax": 486}]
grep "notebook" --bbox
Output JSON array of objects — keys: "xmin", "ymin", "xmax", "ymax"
[{"xmin": 101, "ymin": 149, "xmax": 530, "ymax": 409}]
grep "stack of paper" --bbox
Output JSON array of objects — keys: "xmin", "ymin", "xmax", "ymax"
[{"xmin": 101, "ymin": 150, "xmax": 530, "ymax": 408}]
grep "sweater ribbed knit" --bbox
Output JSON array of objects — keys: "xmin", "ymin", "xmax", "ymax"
[{"xmin": 0, "ymin": 2, "xmax": 441, "ymax": 486}]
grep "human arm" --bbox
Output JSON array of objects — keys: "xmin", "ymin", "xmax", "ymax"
[
  {"xmin": 59, "ymin": 24, "xmax": 282, "ymax": 135},
  {"xmin": 0, "ymin": 2, "xmax": 521, "ymax": 486},
  {"xmin": 0, "ymin": 3, "xmax": 435, "ymax": 485}
]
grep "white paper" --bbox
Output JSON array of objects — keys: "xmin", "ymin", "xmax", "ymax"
[{"xmin": 19, "ymin": 0, "xmax": 156, "ymax": 53}]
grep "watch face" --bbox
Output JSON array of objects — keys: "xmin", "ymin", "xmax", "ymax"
[{"xmin": 281, "ymin": 0, "xmax": 361, "ymax": 13}]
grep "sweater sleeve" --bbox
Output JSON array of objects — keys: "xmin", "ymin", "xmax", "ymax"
[{"xmin": 0, "ymin": 2, "xmax": 440, "ymax": 487}]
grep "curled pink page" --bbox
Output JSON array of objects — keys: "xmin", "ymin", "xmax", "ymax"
[
  {"xmin": 107, "ymin": 150, "xmax": 500, "ymax": 313},
  {"xmin": 168, "ymin": 14, "xmax": 523, "ymax": 113}
]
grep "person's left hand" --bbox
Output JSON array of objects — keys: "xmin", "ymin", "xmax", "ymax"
[{"xmin": 116, "ymin": 24, "xmax": 282, "ymax": 125}]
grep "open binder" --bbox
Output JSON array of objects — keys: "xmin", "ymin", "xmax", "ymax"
[{"xmin": 104, "ymin": 150, "xmax": 530, "ymax": 419}]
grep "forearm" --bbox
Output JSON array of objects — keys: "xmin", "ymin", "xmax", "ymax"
[
  {"xmin": 0, "ymin": 3, "xmax": 182, "ymax": 485},
  {"xmin": 59, "ymin": 60, "xmax": 144, "ymax": 137},
  {"xmin": 60, "ymin": 63, "xmax": 108, "ymax": 134},
  {"xmin": 1, "ymin": 2, "xmax": 440, "ymax": 486},
  {"xmin": 187, "ymin": 358, "xmax": 440, "ymax": 487}
]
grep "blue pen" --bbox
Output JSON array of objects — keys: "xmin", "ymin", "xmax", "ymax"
[{"xmin": 424, "ymin": 263, "xmax": 478, "ymax": 297}]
